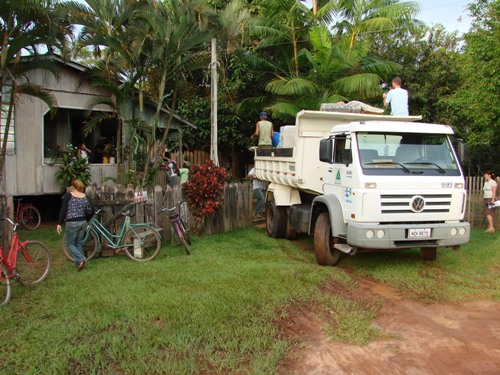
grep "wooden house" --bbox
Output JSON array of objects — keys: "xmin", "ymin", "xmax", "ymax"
[{"xmin": 1, "ymin": 55, "xmax": 195, "ymax": 197}]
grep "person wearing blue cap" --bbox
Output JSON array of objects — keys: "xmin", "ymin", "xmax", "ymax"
[{"xmin": 250, "ymin": 111, "xmax": 274, "ymax": 148}]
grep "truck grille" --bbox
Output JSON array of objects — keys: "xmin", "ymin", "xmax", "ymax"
[{"xmin": 380, "ymin": 194, "xmax": 452, "ymax": 214}]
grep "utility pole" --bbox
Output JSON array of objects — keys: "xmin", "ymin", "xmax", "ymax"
[{"xmin": 210, "ymin": 38, "xmax": 219, "ymax": 166}]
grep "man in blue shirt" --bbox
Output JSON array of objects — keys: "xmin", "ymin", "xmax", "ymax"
[{"xmin": 383, "ymin": 77, "xmax": 409, "ymax": 116}]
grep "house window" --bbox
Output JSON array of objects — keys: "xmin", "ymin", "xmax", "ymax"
[{"xmin": 43, "ymin": 108, "xmax": 117, "ymax": 163}]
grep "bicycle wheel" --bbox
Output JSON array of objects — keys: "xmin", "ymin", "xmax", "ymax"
[
  {"xmin": 123, "ymin": 224, "xmax": 161, "ymax": 261},
  {"xmin": 61, "ymin": 229, "xmax": 99, "ymax": 262},
  {"xmin": 174, "ymin": 221, "xmax": 191, "ymax": 255},
  {"xmin": 20, "ymin": 206, "xmax": 41, "ymax": 230},
  {"xmin": 16, "ymin": 241, "xmax": 51, "ymax": 285},
  {"xmin": 0, "ymin": 263, "xmax": 11, "ymax": 307}
]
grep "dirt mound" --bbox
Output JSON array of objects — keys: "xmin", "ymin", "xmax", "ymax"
[{"xmin": 277, "ymin": 279, "xmax": 500, "ymax": 375}]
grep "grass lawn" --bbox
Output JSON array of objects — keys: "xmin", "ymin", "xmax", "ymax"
[{"xmin": 1, "ymin": 225, "xmax": 498, "ymax": 373}]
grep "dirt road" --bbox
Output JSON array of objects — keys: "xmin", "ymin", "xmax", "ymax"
[{"xmin": 277, "ymin": 277, "xmax": 500, "ymax": 374}]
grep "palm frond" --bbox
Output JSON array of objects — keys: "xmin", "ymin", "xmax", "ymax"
[
  {"xmin": 15, "ymin": 83, "xmax": 57, "ymax": 117},
  {"xmin": 266, "ymin": 76, "xmax": 318, "ymax": 96}
]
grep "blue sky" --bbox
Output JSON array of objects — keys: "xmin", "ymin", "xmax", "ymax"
[
  {"xmin": 303, "ymin": 0, "xmax": 473, "ymax": 34},
  {"xmin": 417, "ymin": 0, "xmax": 472, "ymax": 33}
]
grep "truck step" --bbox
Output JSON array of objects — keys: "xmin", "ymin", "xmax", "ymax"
[{"xmin": 334, "ymin": 243, "xmax": 357, "ymax": 254}]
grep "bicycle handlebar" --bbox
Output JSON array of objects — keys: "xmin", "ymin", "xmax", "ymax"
[
  {"xmin": 0, "ymin": 217, "xmax": 19, "ymax": 230},
  {"xmin": 0, "ymin": 217, "xmax": 16, "ymax": 226},
  {"xmin": 157, "ymin": 201, "xmax": 186, "ymax": 215},
  {"xmin": 158, "ymin": 207, "xmax": 176, "ymax": 214}
]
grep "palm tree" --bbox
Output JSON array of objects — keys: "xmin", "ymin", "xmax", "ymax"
[
  {"xmin": 66, "ymin": 0, "xmax": 156, "ymax": 170},
  {"xmin": 141, "ymin": 0, "xmax": 213, "ymax": 166},
  {"xmin": 332, "ymin": 0, "xmax": 420, "ymax": 50},
  {"xmin": 67, "ymin": 0, "xmax": 216, "ymax": 183},
  {"xmin": 0, "ymin": 0, "xmax": 70, "ymax": 184},
  {"xmin": 264, "ymin": 25, "xmax": 399, "ymax": 119}
]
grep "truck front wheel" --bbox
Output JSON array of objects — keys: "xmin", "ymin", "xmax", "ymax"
[
  {"xmin": 314, "ymin": 212, "xmax": 340, "ymax": 266},
  {"xmin": 266, "ymin": 199, "xmax": 286, "ymax": 238}
]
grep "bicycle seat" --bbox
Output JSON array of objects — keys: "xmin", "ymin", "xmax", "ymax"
[{"xmin": 121, "ymin": 210, "xmax": 135, "ymax": 217}]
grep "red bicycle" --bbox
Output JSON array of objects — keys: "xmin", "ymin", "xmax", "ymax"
[
  {"xmin": 0, "ymin": 218, "xmax": 51, "ymax": 307},
  {"xmin": 158, "ymin": 202, "xmax": 191, "ymax": 255},
  {"xmin": 14, "ymin": 198, "xmax": 41, "ymax": 230}
]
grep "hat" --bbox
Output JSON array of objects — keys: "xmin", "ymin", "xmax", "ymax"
[{"xmin": 259, "ymin": 111, "xmax": 268, "ymax": 119}]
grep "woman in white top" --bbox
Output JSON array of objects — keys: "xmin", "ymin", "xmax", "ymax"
[
  {"xmin": 483, "ymin": 170, "xmax": 498, "ymax": 233},
  {"xmin": 77, "ymin": 143, "xmax": 91, "ymax": 163}
]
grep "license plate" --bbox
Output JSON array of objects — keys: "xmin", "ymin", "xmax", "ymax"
[{"xmin": 408, "ymin": 228, "xmax": 431, "ymax": 238}]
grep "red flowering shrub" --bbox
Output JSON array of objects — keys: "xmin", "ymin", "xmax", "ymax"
[{"xmin": 182, "ymin": 160, "xmax": 228, "ymax": 230}]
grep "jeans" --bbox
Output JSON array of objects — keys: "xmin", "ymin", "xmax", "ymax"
[
  {"xmin": 254, "ymin": 188, "xmax": 265, "ymax": 215},
  {"xmin": 65, "ymin": 221, "xmax": 87, "ymax": 267}
]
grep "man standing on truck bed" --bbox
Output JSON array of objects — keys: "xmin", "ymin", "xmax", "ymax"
[
  {"xmin": 250, "ymin": 111, "xmax": 274, "ymax": 149},
  {"xmin": 383, "ymin": 77, "xmax": 409, "ymax": 116}
]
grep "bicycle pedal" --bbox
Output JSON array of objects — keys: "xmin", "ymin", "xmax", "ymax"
[{"xmin": 13, "ymin": 271, "xmax": 23, "ymax": 284}]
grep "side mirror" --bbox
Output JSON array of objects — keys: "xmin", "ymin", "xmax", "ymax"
[
  {"xmin": 319, "ymin": 138, "xmax": 334, "ymax": 163},
  {"xmin": 454, "ymin": 139, "xmax": 469, "ymax": 164},
  {"xmin": 342, "ymin": 150, "xmax": 352, "ymax": 166}
]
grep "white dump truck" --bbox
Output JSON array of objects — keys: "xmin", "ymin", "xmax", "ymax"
[{"xmin": 254, "ymin": 110, "xmax": 470, "ymax": 265}]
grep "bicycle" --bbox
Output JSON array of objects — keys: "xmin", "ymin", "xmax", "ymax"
[
  {"xmin": 61, "ymin": 203, "xmax": 162, "ymax": 262},
  {"xmin": 0, "ymin": 218, "xmax": 51, "ymax": 307},
  {"xmin": 159, "ymin": 202, "xmax": 191, "ymax": 255},
  {"xmin": 14, "ymin": 198, "xmax": 41, "ymax": 230}
]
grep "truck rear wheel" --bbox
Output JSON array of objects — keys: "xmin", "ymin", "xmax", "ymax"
[
  {"xmin": 266, "ymin": 199, "xmax": 286, "ymax": 238},
  {"xmin": 314, "ymin": 212, "xmax": 340, "ymax": 266},
  {"xmin": 420, "ymin": 247, "xmax": 437, "ymax": 261}
]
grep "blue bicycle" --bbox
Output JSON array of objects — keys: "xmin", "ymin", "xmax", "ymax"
[{"xmin": 62, "ymin": 204, "xmax": 162, "ymax": 262}]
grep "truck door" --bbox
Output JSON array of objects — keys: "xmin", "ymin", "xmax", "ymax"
[{"xmin": 322, "ymin": 134, "xmax": 354, "ymax": 219}]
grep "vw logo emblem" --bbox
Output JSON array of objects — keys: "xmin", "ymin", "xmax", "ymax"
[{"xmin": 410, "ymin": 196, "xmax": 425, "ymax": 213}]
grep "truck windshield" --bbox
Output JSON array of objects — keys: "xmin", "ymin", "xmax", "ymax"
[{"xmin": 356, "ymin": 133, "xmax": 461, "ymax": 176}]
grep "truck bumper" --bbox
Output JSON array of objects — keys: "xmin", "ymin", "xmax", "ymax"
[{"xmin": 346, "ymin": 222, "xmax": 470, "ymax": 249}]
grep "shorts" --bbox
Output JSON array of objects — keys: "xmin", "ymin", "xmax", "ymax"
[{"xmin": 484, "ymin": 198, "xmax": 494, "ymax": 216}]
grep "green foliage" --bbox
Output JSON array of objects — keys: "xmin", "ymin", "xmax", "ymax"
[
  {"xmin": 372, "ymin": 24, "xmax": 462, "ymax": 122},
  {"xmin": 55, "ymin": 144, "xmax": 92, "ymax": 189},
  {"xmin": 444, "ymin": 0, "xmax": 500, "ymax": 174},
  {"xmin": 44, "ymin": 142, "xmax": 62, "ymax": 159},
  {"xmin": 182, "ymin": 160, "xmax": 228, "ymax": 230}
]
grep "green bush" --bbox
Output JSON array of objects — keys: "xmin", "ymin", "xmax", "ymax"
[{"xmin": 55, "ymin": 144, "xmax": 92, "ymax": 190}]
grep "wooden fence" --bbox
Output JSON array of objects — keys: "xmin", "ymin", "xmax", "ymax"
[
  {"xmin": 85, "ymin": 181, "xmax": 253, "ymax": 243},
  {"xmin": 465, "ymin": 176, "xmax": 499, "ymax": 228}
]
